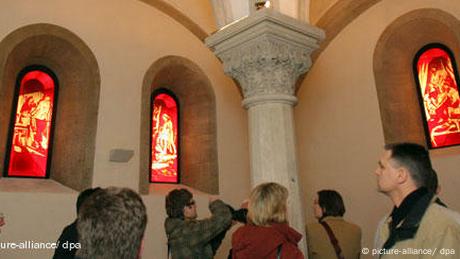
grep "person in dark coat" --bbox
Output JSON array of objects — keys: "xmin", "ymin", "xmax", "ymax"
[
  {"xmin": 75, "ymin": 187, "xmax": 147, "ymax": 259},
  {"xmin": 231, "ymin": 182, "xmax": 304, "ymax": 259},
  {"xmin": 53, "ymin": 187, "xmax": 100, "ymax": 259}
]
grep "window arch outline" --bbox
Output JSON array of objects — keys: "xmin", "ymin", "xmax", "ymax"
[
  {"xmin": 149, "ymin": 88, "xmax": 180, "ymax": 183},
  {"xmin": 413, "ymin": 43, "xmax": 460, "ymax": 149},
  {"xmin": 3, "ymin": 65, "xmax": 59, "ymax": 178}
]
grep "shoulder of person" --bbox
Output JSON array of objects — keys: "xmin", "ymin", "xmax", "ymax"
[
  {"xmin": 424, "ymin": 203, "xmax": 460, "ymax": 227},
  {"xmin": 232, "ymin": 224, "xmax": 254, "ymax": 244},
  {"xmin": 340, "ymin": 219, "xmax": 362, "ymax": 233},
  {"xmin": 232, "ymin": 225, "xmax": 245, "ymax": 236},
  {"xmin": 412, "ymin": 203, "xmax": 460, "ymax": 242},
  {"xmin": 233, "ymin": 224, "xmax": 273, "ymax": 238},
  {"xmin": 164, "ymin": 217, "xmax": 185, "ymax": 231},
  {"xmin": 306, "ymin": 221, "xmax": 322, "ymax": 230}
]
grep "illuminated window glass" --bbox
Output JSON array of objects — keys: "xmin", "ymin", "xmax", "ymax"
[
  {"xmin": 150, "ymin": 90, "xmax": 179, "ymax": 183},
  {"xmin": 414, "ymin": 44, "xmax": 460, "ymax": 148},
  {"xmin": 5, "ymin": 67, "xmax": 58, "ymax": 178}
]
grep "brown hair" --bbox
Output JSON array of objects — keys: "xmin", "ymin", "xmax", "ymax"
[{"xmin": 165, "ymin": 188, "xmax": 193, "ymax": 219}]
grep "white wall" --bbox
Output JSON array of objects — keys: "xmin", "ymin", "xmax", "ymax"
[
  {"xmin": 0, "ymin": 0, "xmax": 250, "ymax": 258},
  {"xmin": 296, "ymin": 1, "xmax": 460, "ymax": 258}
]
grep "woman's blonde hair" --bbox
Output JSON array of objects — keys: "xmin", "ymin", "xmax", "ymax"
[{"xmin": 247, "ymin": 182, "xmax": 288, "ymax": 226}]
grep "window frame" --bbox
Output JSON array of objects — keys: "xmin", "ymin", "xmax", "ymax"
[{"xmin": 3, "ymin": 65, "xmax": 59, "ymax": 178}]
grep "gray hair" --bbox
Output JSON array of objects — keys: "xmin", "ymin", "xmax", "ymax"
[{"xmin": 76, "ymin": 187, "xmax": 147, "ymax": 259}]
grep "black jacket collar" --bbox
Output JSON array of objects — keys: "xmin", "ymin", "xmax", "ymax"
[
  {"xmin": 382, "ymin": 188, "xmax": 434, "ymax": 250},
  {"xmin": 390, "ymin": 188, "xmax": 428, "ymax": 229}
]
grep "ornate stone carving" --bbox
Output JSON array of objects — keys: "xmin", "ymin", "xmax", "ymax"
[
  {"xmin": 219, "ymin": 36, "xmax": 313, "ymax": 99},
  {"xmin": 206, "ymin": 8, "xmax": 324, "ymax": 104}
]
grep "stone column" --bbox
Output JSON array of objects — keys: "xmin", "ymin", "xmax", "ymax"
[{"xmin": 206, "ymin": 8, "xmax": 324, "ymax": 254}]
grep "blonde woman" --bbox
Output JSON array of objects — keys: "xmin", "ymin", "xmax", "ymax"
[{"xmin": 231, "ymin": 182, "xmax": 304, "ymax": 259}]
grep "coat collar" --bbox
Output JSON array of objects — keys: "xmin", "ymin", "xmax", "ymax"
[
  {"xmin": 320, "ymin": 216, "xmax": 344, "ymax": 222},
  {"xmin": 382, "ymin": 189, "xmax": 434, "ymax": 250}
]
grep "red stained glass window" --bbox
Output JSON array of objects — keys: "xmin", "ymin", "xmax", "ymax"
[
  {"xmin": 150, "ymin": 91, "xmax": 179, "ymax": 183},
  {"xmin": 5, "ymin": 68, "xmax": 57, "ymax": 177},
  {"xmin": 415, "ymin": 45, "xmax": 460, "ymax": 148}
]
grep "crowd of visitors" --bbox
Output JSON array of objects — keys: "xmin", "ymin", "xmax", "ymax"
[{"xmin": 1, "ymin": 142, "xmax": 459, "ymax": 259}]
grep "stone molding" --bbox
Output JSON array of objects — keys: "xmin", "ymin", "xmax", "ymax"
[
  {"xmin": 206, "ymin": 8, "xmax": 324, "ymax": 104},
  {"xmin": 242, "ymin": 94, "xmax": 297, "ymax": 108}
]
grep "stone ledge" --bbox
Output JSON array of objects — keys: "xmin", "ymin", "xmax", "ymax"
[
  {"xmin": 0, "ymin": 178, "xmax": 75, "ymax": 193},
  {"xmin": 206, "ymin": 8, "xmax": 325, "ymax": 54},
  {"xmin": 147, "ymin": 183, "xmax": 212, "ymax": 196}
]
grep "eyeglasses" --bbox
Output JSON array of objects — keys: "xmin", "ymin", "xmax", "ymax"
[{"xmin": 186, "ymin": 200, "xmax": 196, "ymax": 207}]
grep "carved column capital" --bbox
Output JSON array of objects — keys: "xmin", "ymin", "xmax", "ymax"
[
  {"xmin": 206, "ymin": 10, "xmax": 325, "ymax": 255},
  {"xmin": 206, "ymin": 8, "xmax": 324, "ymax": 107}
]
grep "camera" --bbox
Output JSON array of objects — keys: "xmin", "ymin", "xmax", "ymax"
[
  {"xmin": 226, "ymin": 204, "xmax": 248, "ymax": 224},
  {"xmin": 232, "ymin": 208, "xmax": 248, "ymax": 223}
]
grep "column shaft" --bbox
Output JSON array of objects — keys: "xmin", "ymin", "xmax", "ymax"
[
  {"xmin": 206, "ymin": 8, "xmax": 325, "ymax": 257},
  {"xmin": 248, "ymin": 102, "xmax": 305, "ymax": 241}
]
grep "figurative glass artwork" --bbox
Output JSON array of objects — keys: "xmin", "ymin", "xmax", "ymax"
[
  {"xmin": 150, "ymin": 92, "xmax": 178, "ymax": 183},
  {"xmin": 6, "ymin": 69, "xmax": 56, "ymax": 177},
  {"xmin": 415, "ymin": 45, "xmax": 460, "ymax": 148}
]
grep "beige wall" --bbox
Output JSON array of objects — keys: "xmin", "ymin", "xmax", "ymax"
[
  {"xmin": 297, "ymin": 0, "xmax": 460, "ymax": 258},
  {"xmin": 309, "ymin": 0, "xmax": 337, "ymax": 24},
  {"xmin": 0, "ymin": 0, "xmax": 250, "ymax": 258},
  {"xmin": 5, "ymin": 0, "xmax": 460, "ymax": 258},
  {"xmin": 162, "ymin": 0, "xmax": 217, "ymax": 34}
]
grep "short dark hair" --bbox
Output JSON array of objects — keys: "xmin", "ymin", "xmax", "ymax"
[
  {"xmin": 76, "ymin": 187, "xmax": 101, "ymax": 214},
  {"xmin": 76, "ymin": 187, "xmax": 147, "ymax": 259},
  {"xmin": 384, "ymin": 142, "xmax": 432, "ymax": 187},
  {"xmin": 318, "ymin": 190, "xmax": 345, "ymax": 217},
  {"xmin": 426, "ymin": 169, "xmax": 439, "ymax": 194},
  {"xmin": 165, "ymin": 189, "xmax": 193, "ymax": 219}
]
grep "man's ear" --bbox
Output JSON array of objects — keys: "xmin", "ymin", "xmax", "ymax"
[{"xmin": 396, "ymin": 167, "xmax": 409, "ymax": 184}]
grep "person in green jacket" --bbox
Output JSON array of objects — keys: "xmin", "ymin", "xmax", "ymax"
[{"xmin": 165, "ymin": 188, "xmax": 232, "ymax": 259}]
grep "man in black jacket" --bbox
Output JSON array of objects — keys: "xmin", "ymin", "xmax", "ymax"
[{"xmin": 53, "ymin": 187, "xmax": 100, "ymax": 259}]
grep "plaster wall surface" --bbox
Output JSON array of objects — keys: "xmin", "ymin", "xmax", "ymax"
[
  {"xmin": 310, "ymin": 0, "xmax": 337, "ymax": 24},
  {"xmin": 139, "ymin": 0, "xmax": 217, "ymax": 35},
  {"xmin": 0, "ymin": 0, "xmax": 250, "ymax": 258},
  {"xmin": 161, "ymin": 0, "xmax": 217, "ymax": 33},
  {"xmin": 296, "ymin": 1, "xmax": 460, "ymax": 258}
]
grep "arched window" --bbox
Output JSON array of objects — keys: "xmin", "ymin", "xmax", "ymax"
[
  {"xmin": 150, "ymin": 89, "xmax": 179, "ymax": 183},
  {"xmin": 4, "ymin": 66, "xmax": 58, "ymax": 178},
  {"xmin": 414, "ymin": 44, "xmax": 460, "ymax": 148}
]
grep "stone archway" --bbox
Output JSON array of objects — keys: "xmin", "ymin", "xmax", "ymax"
[
  {"xmin": 140, "ymin": 56, "xmax": 218, "ymax": 194},
  {"xmin": 0, "ymin": 23, "xmax": 100, "ymax": 191},
  {"xmin": 373, "ymin": 9, "xmax": 460, "ymax": 146}
]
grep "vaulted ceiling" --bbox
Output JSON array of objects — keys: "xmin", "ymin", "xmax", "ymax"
[{"xmin": 137, "ymin": 0, "xmax": 381, "ymax": 60}]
